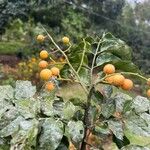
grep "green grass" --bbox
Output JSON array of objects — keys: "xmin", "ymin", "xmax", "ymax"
[
  {"xmin": 0, "ymin": 41, "xmax": 25, "ymax": 55},
  {"xmin": 58, "ymin": 83, "xmax": 87, "ymax": 102}
]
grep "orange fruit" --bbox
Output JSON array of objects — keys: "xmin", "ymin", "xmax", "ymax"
[
  {"xmin": 105, "ymin": 75, "xmax": 115, "ymax": 84},
  {"xmin": 51, "ymin": 67, "xmax": 60, "ymax": 76},
  {"xmin": 113, "ymin": 74, "xmax": 125, "ymax": 86},
  {"xmin": 103, "ymin": 64, "xmax": 115, "ymax": 74},
  {"xmin": 40, "ymin": 69, "xmax": 52, "ymax": 80},
  {"xmin": 45, "ymin": 82, "xmax": 55, "ymax": 91},
  {"xmin": 40, "ymin": 50, "xmax": 49, "ymax": 59},
  {"xmin": 122, "ymin": 79, "xmax": 133, "ymax": 90},
  {"xmin": 37, "ymin": 34, "xmax": 45, "ymax": 42},
  {"xmin": 146, "ymin": 89, "xmax": 150, "ymax": 97},
  {"xmin": 62, "ymin": 36, "xmax": 69, "ymax": 44},
  {"xmin": 147, "ymin": 78, "xmax": 150, "ymax": 86},
  {"xmin": 39, "ymin": 60, "xmax": 48, "ymax": 69}
]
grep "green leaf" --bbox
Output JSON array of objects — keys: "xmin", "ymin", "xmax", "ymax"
[
  {"xmin": 41, "ymin": 97, "xmax": 64, "ymax": 117},
  {"xmin": 0, "ymin": 116, "xmax": 25, "ymax": 137},
  {"xmin": 91, "ymin": 89, "xmax": 103, "ymax": 105},
  {"xmin": 125, "ymin": 130, "xmax": 150, "ymax": 148},
  {"xmin": 10, "ymin": 119, "xmax": 39, "ymax": 150},
  {"xmin": 108, "ymin": 120, "xmax": 124, "ymax": 140},
  {"xmin": 0, "ymin": 138, "xmax": 9, "ymax": 150},
  {"xmin": 101, "ymin": 98, "xmax": 116, "ymax": 118},
  {"xmin": 94, "ymin": 125, "xmax": 110, "ymax": 136},
  {"xmin": 121, "ymin": 145, "xmax": 150, "ymax": 150},
  {"xmin": 84, "ymin": 36, "xmax": 95, "ymax": 44},
  {"xmin": 113, "ymin": 61, "xmax": 140, "ymax": 73},
  {"xmin": 63, "ymin": 101, "xmax": 76, "ymax": 120},
  {"xmin": 100, "ymin": 33, "xmax": 132, "ymax": 60},
  {"xmin": 0, "ymin": 85, "xmax": 14, "ymax": 101},
  {"xmin": 78, "ymin": 67, "xmax": 90, "ymax": 85},
  {"xmin": 39, "ymin": 118, "xmax": 64, "ymax": 150},
  {"xmin": 132, "ymin": 96, "xmax": 150, "ymax": 113},
  {"xmin": 101, "ymin": 85, "xmax": 113, "ymax": 98},
  {"xmin": 15, "ymin": 98, "xmax": 40, "ymax": 119},
  {"xmin": 96, "ymin": 53, "xmax": 121, "ymax": 67},
  {"xmin": 113, "ymin": 92, "xmax": 132, "ymax": 113},
  {"xmin": 123, "ymin": 100, "xmax": 133, "ymax": 114},
  {"xmin": 66, "ymin": 121, "xmax": 84, "ymax": 143},
  {"xmin": 125, "ymin": 113, "xmax": 150, "ymax": 137},
  {"xmin": 15, "ymin": 81, "xmax": 36, "ymax": 100}
]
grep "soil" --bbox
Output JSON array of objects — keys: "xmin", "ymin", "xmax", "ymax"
[{"xmin": 0, "ymin": 55, "xmax": 20, "ymax": 67}]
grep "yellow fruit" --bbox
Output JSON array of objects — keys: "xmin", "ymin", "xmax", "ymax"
[
  {"xmin": 39, "ymin": 60, "xmax": 48, "ymax": 69},
  {"xmin": 113, "ymin": 74, "xmax": 125, "ymax": 86},
  {"xmin": 147, "ymin": 78, "xmax": 150, "ymax": 86},
  {"xmin": 45, "ymin": 82, "xmax": 55, "ymax": 91},
  {"xmin": 146, "ymin": 89, "xmax": 150, "ymax": 97},
  {"xmin": 31, "ymin": 58, "xmax": 36, "ymax": 62},
  {"xmin": 62, "ymin": 36, "xmax": 69, "ymax": 44},
  {"xmin": 40, "ymin": 69, "xmax": 52, "ymax": 80},
  {"xmin": 51, "ymin": 67, "xmax": 60, "ymax": 76},
  {"xmin": 37, "ymin": 34, "xmax": 45, "ymax": 42},
  {"xmin": 103, "ymin": 64, "xmax": 115, "ymax": 74},
  {"xmin": 105, "ymin": 75, "xmax": 115, "ymax": 84},
  {"xmin": 40, "ymin": 50, "xmax": 49, "ymax": 59},
  {"xmin": 122, "ymin": 79, "xmax": 133, "ymax": 90}
]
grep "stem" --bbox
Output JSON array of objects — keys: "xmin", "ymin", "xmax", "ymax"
[
  {"xmin": 42, "ymin": 26, "xmax": 88, "ymax": 94},
  {"xmin": 121, "ymin": 72, "xmax": 148, "ymax": 81},
  {"xmin": 77, "ymin": 39, "xmax": 86, "ymax": 73},
  {"xmin": 90, "ymin": 39, "xmax": 101, "ymax": 84},
  {"xmin": 80, "ymin": 86, "xmax": 94, "ymax": 150},
  {"xmin": 95, "ymin": 72, "xmax": 148, "ymax": 85}
]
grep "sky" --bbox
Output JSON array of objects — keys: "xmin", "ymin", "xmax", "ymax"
[{"xmin": 126, "ymin": 0, "xmax": 145, "ymax": 3}]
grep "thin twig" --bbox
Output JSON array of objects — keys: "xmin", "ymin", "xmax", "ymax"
[
  {"xmin": 77, "ymin": 39, "xmax": 86, "ymax": 73},
  {"xmin": 90, "ymin": 39, "xmax": 102, "ymax": 84}
]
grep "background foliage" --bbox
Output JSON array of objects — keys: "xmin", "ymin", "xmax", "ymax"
[{"xmin": 0, "ymin": 0, "xmax": 150, "ymax": 74}]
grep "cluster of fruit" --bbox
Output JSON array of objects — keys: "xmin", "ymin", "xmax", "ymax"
[
  {"xmin": 103, "ymin": 64, "xmax": 133, "ymax": 90},
  {"xmin": 103, "ymin": 64, "xmax": 150, "ymax": 97},
  {"xmin": 37, "ymin": 34, "xmax": 70, "ymax": 91},
  {"xmin": 38, "ymin": 49, "xmax": 60, "ymax": 91}
]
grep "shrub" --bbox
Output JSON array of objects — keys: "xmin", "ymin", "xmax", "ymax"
[{"xmin": 0, "ymin": 30, "xmax": 150, "ymax": 150}]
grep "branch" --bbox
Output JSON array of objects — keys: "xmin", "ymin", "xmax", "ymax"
[
  {"xmin": 90, "ymin": 39, "xmax": 101, "ymax": 84},
  {"xmin": 80, "ymin": 86, "xmax": 94, "ymax": 150},
  {"xmin": 94, "ymin": 72, "xmax": 148, "ymax": 86},
  {"xmin": 42, "ymin": 25, "xmax": 88, "ymax": 94},
  {"xmin": 77, "ymin": 39, "xmax": 86, "ymax": 73}
]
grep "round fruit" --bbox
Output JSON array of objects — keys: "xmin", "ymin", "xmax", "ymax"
[
  {"xmin": 51, "ymin": 67, "xmax": 60, "ymax": 76},
  {"xmin": 113, "ymin": 74, "xmax": 125, "ymax": 86},
  {"xmin": 122, "ymin": 79, "xmax": 133, "ymax": 90},
  {"xmin": 45, "ymin": 82, "xmax": 55, "ymax": 91},
  {"xmin": 147, "ymin": 78, "xmax": 150, "ymax": 86},
  {"xmin": 40, "ymin": 50, "xmax": 49, "ymax": 59},
  {"xmin": 103, "ymin": 64, "xmax": 115, "ymax": 74},
  {"xmin": 37, "ymin": 34, "xmax": 45, "ymax": 42},
  {"xmin": 40, "ymin": 69, "xmax": 52, "ymax": 80},
  {"xmin": 62, "ymin": 36, "xmax": 69, "ymax": 44},
  {"xmin": 105, "ymin": 75, "xmax": 115, "ymax": 84},
  {"xmin": 39, "ymin": 60, "xmax": 48, "ymax": 68},
  {"xmin": 147, "ymin": 89, "xmax": 150, "ymax": 97}
]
